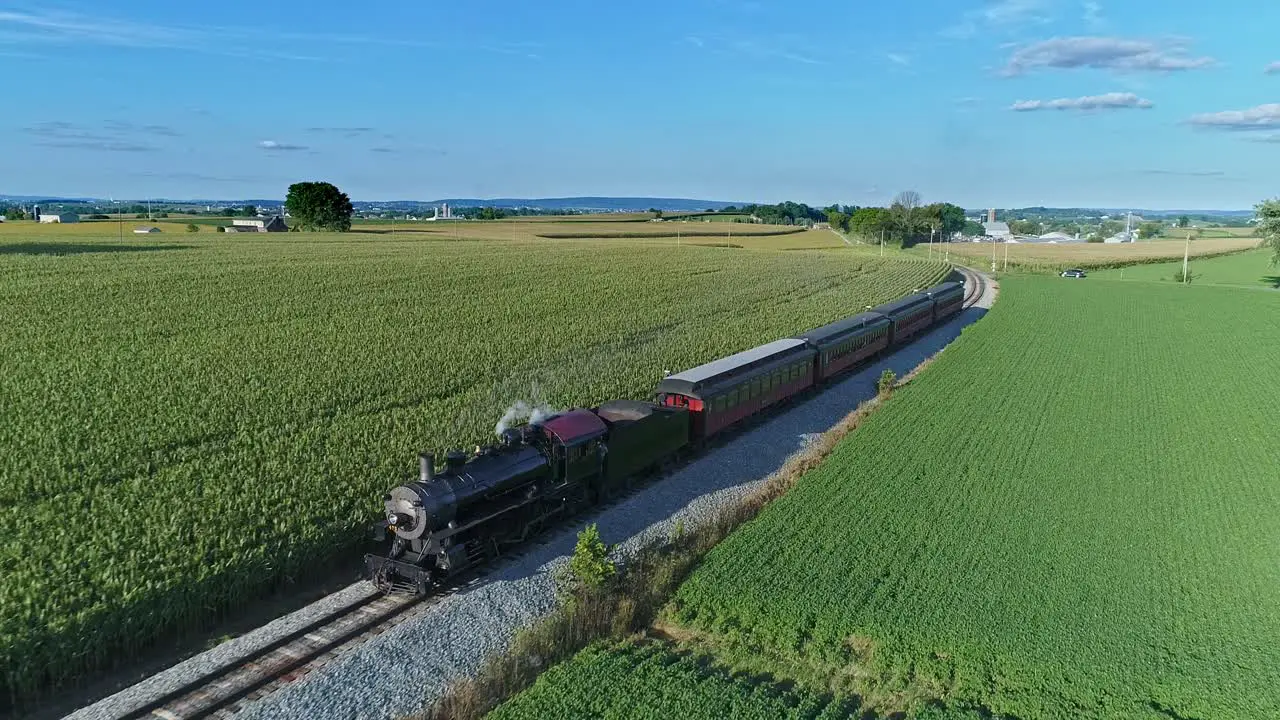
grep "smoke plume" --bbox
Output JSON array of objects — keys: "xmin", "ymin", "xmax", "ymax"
[{"xmin": 495, "ymin": 400, "xmax": 559, "ymax": 436}]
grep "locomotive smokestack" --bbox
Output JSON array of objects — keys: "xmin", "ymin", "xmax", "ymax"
[{"xmin": 419, "ymin": 453, "xmax": 435, "ymax": 483}]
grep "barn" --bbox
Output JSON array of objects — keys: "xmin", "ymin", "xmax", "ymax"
[
  {"xmin": 225, "ymin": 216, "xmax": 287, "ymax": 233},
  {"xmin": 38, "ymin": 212, "xmax": 80, "ymax": 224}
]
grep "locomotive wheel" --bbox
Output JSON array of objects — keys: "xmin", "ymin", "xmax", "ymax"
[{"xmin": 372, "ymin": 563, "xmax": 396, "ymax": 594}]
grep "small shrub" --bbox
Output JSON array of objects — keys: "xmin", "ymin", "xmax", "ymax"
[
  {"xmin": 186, "ymin": 224, "xmax": 200, "ymax": 233},
  {"xmin": 1172, "ymin": 267, "xmax": 1193, "ymax": 284},
  {"xmin": 215, "ymin": 225, "xmax": 226, "ymax": 233},
  {"xmin": 568, "ymin": 523, "xmax": 616, "ymax": 591},
  {"xmin": 877, "ymin": 369, "xmax": 897, "ymax": 396}
]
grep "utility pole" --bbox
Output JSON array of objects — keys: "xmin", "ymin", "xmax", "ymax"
[
  {"xmin": 880, "ymin": 228, "xmax": 885, "ymax": 257},
  {"xmin": 1003, "ymin": 238, "xmax": 1010, "ymax": 271},
  {"xmin": 1183, "ymin": 231, "xmax": 1191, "ymax": 284}
]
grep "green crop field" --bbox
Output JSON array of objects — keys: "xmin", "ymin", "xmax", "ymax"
[
  {"xmin": 1093, "ymin": 247, "xmax": 1280, "ymax": 289},
  {"xmin": 0, "ymin": 232, "xmax": 945, "ymax": 707},
  {"xmin": 661, "ymin": 275, "xmax": 1280, "ymax": 719},
  {"xmin": 488, "ymin": 640, "xmax": 988, "ymax": 720}
]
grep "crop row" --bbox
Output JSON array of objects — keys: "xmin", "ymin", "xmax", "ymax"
[
  {"xmin": 666, "ymin": 276, "xmax": 1280, "ymax": 719},
  {"xmin": 0, "ymin": 236, "xmax": 946, "ymax": 707}
]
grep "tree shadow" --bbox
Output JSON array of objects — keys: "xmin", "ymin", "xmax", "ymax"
[
  {"xmin": 1262, "ymin": 275, "xmax": 1280, "ymax": 289},
  {"xmin": 0, "ymin": 243, "xmax": 194, "ymax": 256}
]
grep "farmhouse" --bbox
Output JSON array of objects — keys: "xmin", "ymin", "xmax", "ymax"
[
  {"xmin": 225, "ymin": 216, "xmax": 287, "ymax": 233},
  {"xmin": 38, "ymin": 212, "xmax": 80, "ymax": 224},
  {"xmin": 134, "ymin": 226, "xmax": 162, "ymax": 234}
]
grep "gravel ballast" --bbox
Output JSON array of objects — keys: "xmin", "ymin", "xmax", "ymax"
[{"xmin": 74, "ymin": 274, "xmax": 996, "ymax": 720}]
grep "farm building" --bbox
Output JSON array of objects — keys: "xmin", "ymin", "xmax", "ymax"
[
  {"xmin": 134, "ymin": 226, "xmax": 162, "ymax": 234},
  {"xmin": 38, "ymin": 212, "xmax": 80, "ymax": 224},
  {"xmin": 225, "ymin": 216, "xmax": 287, "ymax": 233},
  {"xmin": 983, "ymin": 221, "xmax": 1010, "ymax": 239}
]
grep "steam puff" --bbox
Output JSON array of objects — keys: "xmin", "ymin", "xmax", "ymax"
[{"xmin": 495, "ymin": 400, "xmax": 559, "ymax": 435}]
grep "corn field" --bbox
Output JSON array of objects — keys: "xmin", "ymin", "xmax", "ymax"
[{"xmin": 0, "ymin": 235, "xmax": 946, "ymax": 708}]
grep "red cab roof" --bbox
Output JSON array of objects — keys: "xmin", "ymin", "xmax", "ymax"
[{"xmin": 540, "ymin": 409, "xmax": 607, "ymax": 447}]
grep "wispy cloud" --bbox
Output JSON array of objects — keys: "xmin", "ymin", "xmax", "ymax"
[
  {"xmin": 307, "ymin": 126, "xmax": 375, "ymax": 134},
  {"xmin": 1002, "ymin": 36, "xmax": 1214, "ymax": 76},
  {"xmin": 1248, "ymin": 134, "xmax": 1280, "ymax": 143},
  {"xmin": 306, "ymin": 126, "xmax": 379, "ymax": 139},
  {"xmin": 684, "ymin": 33, "xmax": 826, "ymax": 65},
  {"xmin": 0, "ymin": 8, "xmax": 538, "ymax": 61},
  {"xmin": 369, "ymin": 147, "xmax": 395, "ymax": 154},
  {"xmin": 1187, "ymin": 104, "xmax": 1280, "ymax": 132},
  {"xmin": 887, "ymin": 53, "xmax": 911, "ymax": 66},
  {"xmin": 38, "ymin": 140, "xmax": 156, "ymax": 152},
  {"xmin": 943, "ymin": 0, "xmax": 1053, "ymax": 39},
  {"xmin": 104, "ymin": 120, "xmax": 181, "ymax": 137},
  {"xmin": 21, "ymin": 120, "xmax": 173, "ymax": 151},
  {"xmin": 1139, "ymin": 169, "xmax": 1226, "ymax": 177},
  {"xmin": 1011, "ymin": 92, "xmax": 1153, "ymax": 111},
  {"xmin": 1265, "ymin": 61, "xmax": 1280, "ymax": 74},
  {"xmin": 259, "ymin": 140, "xmax": 309, "ymax": 151},
  {"xmin": 1082, "ymin": 1, "xmax": 1105, "ymax": 30},
  {"xmin": 133, "ymin": 171, "xmax": 264, "ymax": 183}
]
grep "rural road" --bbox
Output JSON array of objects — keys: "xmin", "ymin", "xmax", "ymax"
[{"xmin": 71, "ymin": 270, "xmax": 997, "ymax": 720}]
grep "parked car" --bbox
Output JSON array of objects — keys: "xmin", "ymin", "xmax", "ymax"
[{"xmin": 1060, "ymin": 268, "xmax": 1086, "ymax": 278}]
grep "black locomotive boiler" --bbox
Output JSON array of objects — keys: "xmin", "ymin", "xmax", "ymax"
[{"xmin": 365, "ymin": 280, "xmax": 966, "ymax": 593}]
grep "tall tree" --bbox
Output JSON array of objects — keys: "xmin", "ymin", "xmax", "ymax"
[
  {"xmin": 1257, "ymin": 198, "xmax": 1280, "ymax": 264},
  {"xmin": 285, "ymin": 182, "xmax": 353, "ymax": 232},
  {"xmin": 1176, "ymin": 215, "xmax": 1190, "ymax": 228},
  {"xmin": 1008, "ymin": 219, "xmax": 1041, "ymax": 236},
  {"xmin": 890, "ymin": 190, "xmax": 921, "ymax": 236}
]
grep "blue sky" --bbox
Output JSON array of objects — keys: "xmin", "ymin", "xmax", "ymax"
[{"xmin": 1, "ymin": 0, "xmax": 1277, "ymax": 208}]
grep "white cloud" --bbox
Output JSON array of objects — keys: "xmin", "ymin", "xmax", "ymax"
[
  {"xmin": 887, "ymin": 53, "xmax": 910, "ymax": 66},
  {"xmin": 942, "ymin": 0, "xmax": 1052, "ymax": 39},
  {"xmin": 1011, "ymin": 92, "xmax": 1153, "ymax": 111},
  {"xmin": 259, "ymin": 140, "xmax": 309, "ymax": 151},
  {"xmin": 1187, "ymin": 104, "xmax": 1280, "ymax": 131},
  {"xmin": 1002, "ymin": 36, "xmax": 1214, "ymax": 75},
  {"xmin": 1265, "ymin": 61, "xmax": 1280, "ymax": 74}
]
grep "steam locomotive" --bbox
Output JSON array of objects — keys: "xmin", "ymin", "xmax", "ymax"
[{"xmin": 365, "ymin": 280, "xmax": 966, "ymax": 594}]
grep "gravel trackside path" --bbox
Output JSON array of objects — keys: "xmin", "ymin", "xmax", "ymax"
[{"xmin": 71, "ymin": 272, "xmax": 996, "ymax": 720}]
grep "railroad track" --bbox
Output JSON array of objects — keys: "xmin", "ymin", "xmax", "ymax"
[
  {"xmin": 121, "ymin": 590, "xmax": 428, "ymax": 720},
  {"xmin": 958, "ymin": 266, "xmax": 988, "ymax": 309}
]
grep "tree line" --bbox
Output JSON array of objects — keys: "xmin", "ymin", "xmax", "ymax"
[{"xmin": 820, "ymin": 192, "xmax": 967, "ymax": 248}]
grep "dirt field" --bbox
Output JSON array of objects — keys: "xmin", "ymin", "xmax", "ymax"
[{"xmin": 931, "ymin": 237, "xmax": 1260, "ymax": 271}]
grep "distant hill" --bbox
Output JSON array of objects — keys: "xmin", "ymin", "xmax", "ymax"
[
  {"xmin": 417, "ymin": 197, "xmax": 749, "ymax": 212},
  {"xmin": 971, "ymin": 207, "xmax": 1255, "ymax": 218},
  {"xmin": 0, "ymin": 195, "xmax": 750, "ymax": 213}
]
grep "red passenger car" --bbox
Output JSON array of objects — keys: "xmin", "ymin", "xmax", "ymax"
[
  {"xmin": 797, "ymin": 311, "xmax": 892, "ymax": 382},
  {"xmin": 873, "ymin": 293, "xmax": 935, "ymax": 346},
  {"xmin": 925, "ymin": 281, "xmax": 965, "ymax": 323},
  {"xmin": 655, "ymin": 338, "xmax": 816, "ymax": 440}
]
